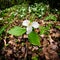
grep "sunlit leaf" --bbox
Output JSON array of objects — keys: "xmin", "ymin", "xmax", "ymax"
[
  {"xmin": 28, "ymin": 31, "xmax": 40, "ymax": 46},
  {"xmin": 8, "ymin": 26, "xmax": 26, "ymax": 36}
]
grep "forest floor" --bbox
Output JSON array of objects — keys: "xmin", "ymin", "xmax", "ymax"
[{"xmin": 0, "ymin": 3, "xmax": 60, "ymax": 60}]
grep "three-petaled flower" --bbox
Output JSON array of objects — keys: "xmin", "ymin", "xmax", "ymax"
[{"xmin": 22, "ymin": 20, "xmax": 39, "ymax": 34}]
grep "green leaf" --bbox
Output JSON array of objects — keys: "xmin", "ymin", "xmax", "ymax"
[
  {"xmin": 39, "ymin": 26, "xmax": 46, "ymax": 35},
  {"xmin": 39, "ymin": 26, "xmax": 50, "ymax": 35},
  {"xmin": 45, "ymin": 14, "xmax": 57, "ymax": 21},
  {"xmin": 55, "ymin": 26, "xmax": 60, "ymax": 29},
  {"xmin": 8, "ymin": 26, "xmax": 26, "ymax": 36},
  {"xmin": 28, "ymin": 31, "xmax": 40, "ymax": 46},
  {"xmin": 5, "ymin": 44, "xmax": 9, "ymax": 47},
  {"xmin": 0, "ymin": 25, "xmax": 8, "ymax": 36},
  {"xmin": 32, "ymin": 56, "xmax": 38, "ymax": 60}
]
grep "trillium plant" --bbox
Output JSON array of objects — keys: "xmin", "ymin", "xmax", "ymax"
[{"xmin": 8, "ymin": 19, "xmax": 40, "ymax": 46}]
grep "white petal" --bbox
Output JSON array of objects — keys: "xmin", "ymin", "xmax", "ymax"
[
  {"xmin": 32, "ymin": 22, "xmax": 39, "ymax": 28},
  {"xmin": 22, "ymin": 20, "xmax": 30, "ymax": 26},
  {"xmin": 26, "ymin": 26, "xmax": 32, "ymax": 34}
]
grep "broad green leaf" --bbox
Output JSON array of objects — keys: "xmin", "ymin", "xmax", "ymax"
[
  {"xmin": 8, "ymin": 26, "xmax": 26, "ymax": 36},
  {"xmin": 28, "ymin": 31, "xmax": 40, "ymax": 46},
  {"xmin": 45, "ymin": 14, "xmax": 57, "ymax": 21}
]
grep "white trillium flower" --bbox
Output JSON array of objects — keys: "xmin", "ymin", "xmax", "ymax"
[{"xmin": 22, "ymin": 20, "xmax": 39, "ymax": 34}]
